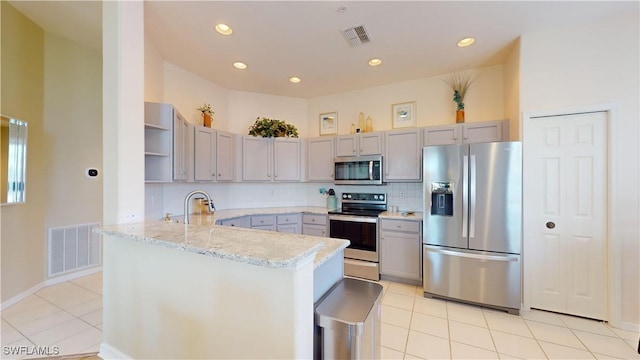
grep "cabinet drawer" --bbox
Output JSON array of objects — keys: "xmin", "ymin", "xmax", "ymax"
[
  {"xmin": 380, "ymin": 219, "xmax": 420, "ymax": 233},
  {"xmin": 219, "ymin": 216, "xmax": 250, "ymax": 228},
  {"xmin": 277, "ymin": 214, "xmax": 300, "ymax": 225},
  {"xmin": 302, "ymin": 214, "xmax": 327, "ymax": 226},
  {"xmin": 251, "ymin": 215, "xmax": 275, "ymax": 226}
]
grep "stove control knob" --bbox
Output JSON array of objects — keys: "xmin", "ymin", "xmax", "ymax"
[
  {"xmin": 379, "ymin": 194, "xmax": 385, "ymax": 201},
  {"xmin": 342, "ymin": 194, "xmax": 348, "ymax": 199},
  {"xmin": 347, "ymin": 194, "xmax": 352, "ymax": 199},
  {"xmin": 373, "ymin": 195, "xmax": 379, "ymax": 200}
]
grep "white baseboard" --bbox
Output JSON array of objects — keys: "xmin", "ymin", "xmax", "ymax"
[
  {"xmin": 1, "ymin": 282, "xmax": 47, "ymax": 311},
  {"xmin": 1, "ymin": 266, "xmax": 102, "ymax": 311},
  {"xmin": 99, "ymin": 342, "xmax": 132, "ymax": 360},
  {"xmin": 44, "ymin": 265, "xmax": 102, "ymax": 287}
]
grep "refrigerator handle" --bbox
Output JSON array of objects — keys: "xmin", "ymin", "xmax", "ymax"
[
  {"xmin": 426, "ymin": 246, "xmax": 519, "ymax": 262},
  {"xmin": 470, "ymin": 155, "xmax": 476, "ymax": 238},
  {"xmin": 462, "ymin": 155, "xmax": 468, "ymax": 238}
]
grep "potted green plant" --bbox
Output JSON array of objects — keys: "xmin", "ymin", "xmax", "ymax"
[
  {"xmin": 197, "ymin": 103, "xmax": 214, "ymax": 127},
  {"xmin": 248, "ymin": 117, "xmax": 299, "ymax": 138},
  {"xmin": 443, "ymin": 70, "xmax": 478, "ymax": 123}
]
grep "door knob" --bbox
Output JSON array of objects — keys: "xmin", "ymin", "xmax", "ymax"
[{"xmin": 546, "ymin": 221, "xmax": 556, "ymax": 229}]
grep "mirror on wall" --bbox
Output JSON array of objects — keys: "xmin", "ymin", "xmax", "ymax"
[{"xmin": 1, "ymin": 115, "xmax": 28, "ymax": 204}]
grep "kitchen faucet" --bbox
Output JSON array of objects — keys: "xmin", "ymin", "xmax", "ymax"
[{"xmin": 183, "ymin": 190, "xmax": 215, "ymax": 224}]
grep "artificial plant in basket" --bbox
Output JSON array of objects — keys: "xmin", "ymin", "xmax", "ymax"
[{"xmin": 248, "ymin": 117, "xmax": 299, "ymax": 138}]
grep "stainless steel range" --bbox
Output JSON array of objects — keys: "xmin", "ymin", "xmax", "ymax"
[{"xmin": 328, "ymin": 192, "xmax": 386, "ymax": 281}]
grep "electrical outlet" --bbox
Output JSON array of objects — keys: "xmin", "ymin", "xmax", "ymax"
[{"xmin": 400, "ymin": 192, "xmax": 406, "ymax": 199}]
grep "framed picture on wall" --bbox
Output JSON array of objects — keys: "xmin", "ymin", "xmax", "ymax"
[
  {"xmin": 319, "ymin": 112, "xmax": 338, "ymax": 135},
  {"xmin": 392, "ymin": 101, "xmax": 416, "ymax": 129}
]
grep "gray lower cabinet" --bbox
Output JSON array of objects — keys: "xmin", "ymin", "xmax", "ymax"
[
  {"xmin": 277, "ymin": 214, "xmax": 301, "ymax": 234},
  {"xmin": 218, "ymin": 216, "xmax": 250, "ymax": 228},
  {"xmin": 251, "ymin": 215, "xmax": 276, "ymax": 231},
  {"xmin": 379, "ymin": 218, "xmax": 422, "ymax": 281},
  {"xmin": 302, "ymin": 214, "xmax": 328, "ymax": 237}
]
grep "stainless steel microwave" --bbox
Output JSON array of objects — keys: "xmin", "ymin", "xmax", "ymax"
[{"xmin": 334, "ymin": 155, "xmax": 383, "ymax": 185}]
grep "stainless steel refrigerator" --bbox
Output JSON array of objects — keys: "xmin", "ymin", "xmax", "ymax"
[{"xmin": 422, "ymin": 142, "xmax": 522, "ymax": 314}]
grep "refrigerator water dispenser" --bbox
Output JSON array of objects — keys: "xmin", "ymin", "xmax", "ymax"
[{"xmin": 430, "ymin": 182, "xmax": 453, "ymax": 216}]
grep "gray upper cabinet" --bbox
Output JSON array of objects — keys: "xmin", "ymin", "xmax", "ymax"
[
  {"xmin": 194, "ymin": 126, "xmax": 234, "ymax": 182},
  {"xmin": 423, "ymin": 120, "xmax": 509, "ymax": 146},
  {"xmin": 335, "ymin": 132, "xmax": 383, "ymax": 157},
  {"xmin": 242, "ymin": 136, "xmax": 301, "ymax": 182},
  {"xmin": 384, "ymin": 129, "xmax": 422, "ymax": 182},
  {"xmin": 462, "ymin": 120, "xmax": 508, "ymax": 143},
  {"xmin": 307, "ymin": 137, "xmax": 335, "ymax": 182},
  {"xmin": 216, "ymin": 131, "xmax": 234, "ymax": 181},
  {"xmin": 144, "ymin": 102, "xmax": 188, "ymax": 182},
  {"xmin": 194, "ymin": 126, "xmax": 216, "ymax": 181}
]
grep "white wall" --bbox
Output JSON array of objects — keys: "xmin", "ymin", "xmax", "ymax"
[
  {"xmin": 163, "ymin": 62, "xmax": 229, "ymax": 128},
  {"xmin": 503, "ymin": 40, "xmax": 521, "ymax": 140},
  {"xmin": 227, "ymin": 90, "xmax": 308, "ymax": 136},
  {"xmin": 307, "ymin": 65, "xmax": 505, "ymax": 138},
  {"xmin": 144, "ymin": 34, "xmax": 164, "ymax": 103},
  {"xmin": 520, "ymin": 11, "xmax": 639, "ymax": 329}
]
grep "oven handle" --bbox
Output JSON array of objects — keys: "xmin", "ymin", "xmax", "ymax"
[{"xmin": 329, "ymin": 215, "xmax": 378, "ymax": 224}]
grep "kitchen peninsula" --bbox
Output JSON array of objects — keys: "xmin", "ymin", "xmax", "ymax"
[{"xmin": 95, "ymin": 210, "xmax": 349, "ymax": 359}]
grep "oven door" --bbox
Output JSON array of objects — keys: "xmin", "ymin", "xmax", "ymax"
[{"xmin": 329, "ymin": 215, "xmax": 378, "ymax": 262}]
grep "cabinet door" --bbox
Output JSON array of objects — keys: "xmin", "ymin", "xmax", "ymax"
[
  {"xmin": 173, "ymin": 111, "xmax": 189, "ymax": 181},
  {"xmin": 277, "ymin": 224, "xmax": 299, "ymax": 234},
  {"xmin": 335, "ymin": 135, "xmax": 357, "ymax": 157},
  {"xmin": 380, "ymin": 230, "xmax": 422, "ymax": 280},
  {"xmin": 218, "ymin": 216, "xmax": 250, "ymax": 228},
  {"xmin": 423, "ymin": 124, "xmax": 462, "ymax": 146},
  {"xmin": 302, "ymin": 224, "xmax": 327, "ymax": 237},
  {"xmin": 242, "ymin": 136, "xmax": 272, "ymax": 181},
  {"xmin": 307, "ymin": 137, "xmax": 335, "ymax": 181},
  {"xmin": 359, "ymin": 133, "xmax": 383, "ymax": 155},
  {"xmin": 194, "ymin": 126, "xmax": 216, "ymax": 181},
  {"xmin": 274, "ymin": 138, "xmax": 301, "ymax": 181},
  {"xmin": 463, "ymin": 120, "xmax": 505, "ymax": 143},
  {"xmin": 216, "ymin": 131, "xmax": 234, "ymax": 181},
  {"xmin": 384, "ymin": 129, "xmax": 421, "ymax": 181}
]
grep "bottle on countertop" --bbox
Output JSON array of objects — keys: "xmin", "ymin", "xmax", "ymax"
[{"xmin": 327, "ymin": 188, "xmax": 338, "ymax": 210}]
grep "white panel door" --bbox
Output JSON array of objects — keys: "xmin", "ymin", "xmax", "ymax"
[{"xmin": 525, "ymin": 111, "xmax": 607, "ymax": 320}]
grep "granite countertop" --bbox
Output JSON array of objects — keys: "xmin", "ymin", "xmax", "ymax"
[
  {"xmin": 96, "ymin": 207, "xmax": 348, "ymax": 271},
  {"xmin": 212, "ymin": 206, "xmax": 328, "ymax": 221},
  {"xmin": 379, "ymin": 211, "xmax": 423, "ymax": 221}
]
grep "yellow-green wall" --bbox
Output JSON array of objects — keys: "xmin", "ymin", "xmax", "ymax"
[
  {"xmin": 1, "ymin": 1, "xmax": 103, "ymax": 303},
  {"xmin": 1, "ymin": 1, "xmax": 47, "ymax": 302}
]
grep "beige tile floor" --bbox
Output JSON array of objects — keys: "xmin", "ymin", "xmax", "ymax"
[
  {"xmin": 377, "ymin": 280, "xmax": 639, "ymax": 359},
  {"xmin": 1, "ymin": 273, "xmax": 638, "ymax": 359}
]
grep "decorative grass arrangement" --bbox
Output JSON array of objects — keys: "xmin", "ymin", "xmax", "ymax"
[
  {"xmin": 248, "ymin": 117, "xmax": 299, "ymax": 138},
  {"xmin": 443, "ymin": 70, "xmax": 478, "ymax": 111}
]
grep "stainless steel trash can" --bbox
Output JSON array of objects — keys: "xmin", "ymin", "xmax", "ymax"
[{"xmin": 315, "ymin": 278, "xmax": 383, "ymax": 359}]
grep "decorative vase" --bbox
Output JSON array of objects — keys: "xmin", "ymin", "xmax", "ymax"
[
  {"xmin": 456, "ymin": 110, "xmax": 465, "ymax": 123},
  {"xmin": 203, "ymin": 113, "xmax": 212, "ymax": 128}
]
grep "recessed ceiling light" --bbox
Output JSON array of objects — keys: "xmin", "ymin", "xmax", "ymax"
[
  {"xmin": 289, "ymin": 77, "xmax": 301, "ymax": 83},
  {"xmin": 233, "ymin": 61, "xmax": 247, "ymax": 70},
  {"xmin": 215, "ymin": 23, "xmax": 233, "ymax": 35},
  {"xmin": 368, "ymin": 58, "xmax": 382, "ymax": 66},
  {"xmin": 457, "ymin": 37, "xmax": 476, "ymax": 47}
]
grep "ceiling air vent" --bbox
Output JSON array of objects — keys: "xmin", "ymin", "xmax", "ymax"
[{"xmin": 342, "ymin": 25, "xmax": 370, "ymax": 47}]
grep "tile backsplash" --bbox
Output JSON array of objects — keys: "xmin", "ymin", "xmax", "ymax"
[{"xmin": 146, "ymin": 181, "xmax": 424, "ymax": 219}]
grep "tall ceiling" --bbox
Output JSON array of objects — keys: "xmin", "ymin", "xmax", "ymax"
[{"xmin": 9, "ymin": 1, "xmax": 637, "ymax": 98}]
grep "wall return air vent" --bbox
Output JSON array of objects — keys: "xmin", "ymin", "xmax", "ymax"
[{"xmin": 342, "ymin": 25, "xmax": 370, "ymax": 47}]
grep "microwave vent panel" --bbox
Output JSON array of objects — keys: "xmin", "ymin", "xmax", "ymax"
[{"xmin": 342, "ymin": 25, "xmax": 370, "ymax": 47}]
